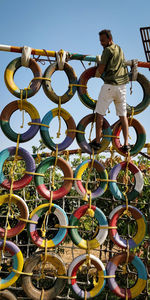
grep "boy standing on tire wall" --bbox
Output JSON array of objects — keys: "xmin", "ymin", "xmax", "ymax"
[{"xmin": 91, "ymin": 29, "xmax": 130, "ymax": 152}]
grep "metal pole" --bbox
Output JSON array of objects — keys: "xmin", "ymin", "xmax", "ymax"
[{"xmin": 0, "ymin": 44, "xmax": 150, "ymax": 68}]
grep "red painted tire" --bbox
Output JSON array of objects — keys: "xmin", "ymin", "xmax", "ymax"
[
  {"xmin": 0, "ymin": 194, "xmax": 29, "ymax": 238},
  {"xmin": 34, "ymin": 157, "xmax": 73, "ymax": 200},
  {"xmin": 0, "ymin": 147, "xmax": 35, "ymax": 190}
]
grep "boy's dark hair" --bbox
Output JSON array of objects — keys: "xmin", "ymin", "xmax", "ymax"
[{"xmin": 99, "ymin": 29, "xmax": 113, "ymax": 40}]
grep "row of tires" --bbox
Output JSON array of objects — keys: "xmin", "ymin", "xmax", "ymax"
[
  {"xmin": 0, "ymin": 102, "xmax": 147, "ymax": 156},
  {"xmin": 0, "ymin": 241, "xmax": 147, "ymax": 299},
  {"xmin": 4, "ymin": 57, "xmax": 150, "ymax": 115},
  {"xmin": 0, "ymin": 197, "xmax": 147, "ymax": 251},
  {"xmin": 0, "ymin": 149, "xmax": 144, "ymax": 201}
]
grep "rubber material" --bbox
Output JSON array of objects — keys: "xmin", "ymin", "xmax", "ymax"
[
  {"xmin": 29, "ymin": 203, "xmax": 68, "ymax": 248},
  {"xmin": 74, "ymin": 159, "xmax": 108, "ymax": 199},
  {"xmin": 4, "ymin": 57, "xmax": 42, "ymax": 98},
  {"xmin": 76, "ymin": 114, "xmax": 112, "ymax": 154},
  {"xmin": 0, "ymin": 147, "xmax": 35, "ymax": 190},
  {"xmin": 68, "ymin": 254, "xmax": 106, "ymax": 298},
  {"xmin": 0, "ymin": 100, "xmax": 40, "ymax": 142},
  {"xmin": 0, "ymin": 240, "xmax": 23, "ymax": 290},
  {"xmin": 40, "ymin": 108, "xmax": 76, "ymax": 151},
  {"xmin": 77, "ymin": 66, "xmax": 98, "ymax": 109},
  {"xmin": 22, "ymin": 252, "xmax": 66, "ymax": 300},
  {"xmin": 109, "ymin": 161, "xmax": 144, "ymax": 201},
  {"xmin": 69, "ymin": 204, "xmax": 108, "ymax": 249},
  {"xmin": 0, "ymin": 194, "xmax": 29, "ymax": 238},
  {"xmin": 34, "ymin": 157, "xmax": 73, "ymax": 200},
  {"xmin": 43, "ymin": 62, "xmax": 77, "ymax": 104},
  {"xmin": 106, "ymin": 253, "xmax": 147, "ymax": 298},
  {"xmin": 127, "ymin": 72, "xmax": 150, "ymax": 115},
  {"xmin": 109, "ymin": 205, "xmax": 147, "ymax": 249},
  {"xmin": 112, "ymin": 118, "xmax": 146, "ymax": 157}
]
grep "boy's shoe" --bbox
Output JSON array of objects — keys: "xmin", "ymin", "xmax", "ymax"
[
  {"xmin": 121, "ymin": 145, "xmax": 131, "ymax": 152},
  {"xmin": 89, "ymin": 141, "xmax": 101, "ymax": 150}
]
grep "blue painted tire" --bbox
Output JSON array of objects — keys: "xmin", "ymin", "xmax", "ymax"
[
  {"xmin": 106, "ymin": 253, "xmax": 147, "ymax": 298},
  {"xmin": 0, "ymin": 240, "xmax": 23, "ymax": 290},
  {"xmin": 29, "ymin": 203, "xmax": 68, "ymax": 248}
]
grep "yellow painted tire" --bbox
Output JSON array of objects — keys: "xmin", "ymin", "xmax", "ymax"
[
  {"xmin": 4, "ymin": 57, "xmax": 42, "ymax": 98},
  {"xmin": 0, "ymin": 240, "xmax": 23, "ymax": 290},
  {"xmin": 106, "ymin": 253, "xmax": 147, "ymax": 298},
  {"xmin": 22, "ymin": 252, "xmax": 66, "ymax": 300},
  {"xmin": 42, "ymin": 62, "xmax": 77, "ymax": 104}
]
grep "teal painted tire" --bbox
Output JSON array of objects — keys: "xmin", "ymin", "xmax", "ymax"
[
  {"xmin": 40, "ymin": 108, "xmax": 76, "ymax": 151},
  {"xmin": 34, "ymin": 156, "xmax": 73, "ymax": 200},
  {"xmin": 109, "ymin": 161, "xmax": 144, "ymax": 201},
  {"xmin": 4, "ymin": 57, "xmax": 42, "ymax": 98},
  {"xmin": 43, "ymin": 62, "xmax": 77, "ymax": 104},
  {"xmin": 127, "ymin": 72, "xmax": 150, "ymax": 115},
  {"xmin": 69, "ymin": 204, "xmax": 108, "ymax": 249}
]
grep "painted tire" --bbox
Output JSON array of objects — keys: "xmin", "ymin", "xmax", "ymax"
[
  {"xmin": 68, "ymin": 254, "xmax": 106, "ymax": 299},
  {"xmin": 42, "ymin": 62, "xmax": 77, "ymax": 104},
  {"xmin": 127, "ymin": 72, "xmax": 150, "ymax": 115},
  {"xmin": 106, "ymin": 253, "xmax": 147, "ymax": 298},
  {"xmin": 34, "ymin": 157, "xmax": 73, "ymax": 200},
  {"xmin": 29, "ymin": 203, "xmax": 68, "ymax": 248},
  {"xmin": 109, "ymin": 205, "xmax": 147, "ymax": 249},
  {"xmin": 69, "ymin": 204, "xmax": 108, "ymax": 249},
  {"xmin": 77, "ymin": 66, "xmax": 98, "ymax": 109},
  {"xmin": 0, "ymin": 290, "xmax": 17, "ymax": 300},
  {"xmin": 0, "ymin": 100, "xmax": 40, "ymax": 142},
  {"xmin": 0, "ymin": 240, "xmax": 23, "ymax": 290},
  {"xmin": 4, "ymin": 57, "xmax": 42, "ymax": 98},
  {"xmin": 0, "ymin": 194, "xmax": 29, "ymax": 238},
  {"xmin": 40, "ymin": 108, "xmax": 76, "ymax": 151},
  {"xmin": 112, "ymin": 118, "xmax": 146, "ymax": 157},
  {"xmin": 0, "ymin": 147, "xmax": 35, "ymax": 190},
  {"xmin": 109, "ymin": 161, "xmax": 144, "ymax": 201},
  {"xmin": 76, "ymin": 114, "xmax": 112, "ymax": 154},
  {"xmin": 74, "ymin": 159, "xmax": 108, "ymax": 199},
  {"xmin": 22, "ymin": 252, "xmax": 66, "ymax": 300}
]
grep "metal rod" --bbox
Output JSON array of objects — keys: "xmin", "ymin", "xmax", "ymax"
[{"xmin": 0, "ymin": 44, "xmax": 150, "ymax": 68}]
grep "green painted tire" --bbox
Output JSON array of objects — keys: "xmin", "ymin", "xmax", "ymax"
[{"xmin": 112, "ymin": 118, "xmax": 146, "ymax": 157}]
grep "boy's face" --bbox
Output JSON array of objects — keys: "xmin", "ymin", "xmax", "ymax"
[{"xmin": 99, "ymin": 34, "xmax": 112, "ymax": 48}]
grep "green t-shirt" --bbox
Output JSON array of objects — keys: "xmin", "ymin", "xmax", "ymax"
[{"xmin": 100, "ymin": 43, "xmax": 129, "ymax": 85}]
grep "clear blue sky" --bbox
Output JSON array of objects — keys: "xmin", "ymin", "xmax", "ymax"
[{"xmin": 0, "ymin": 0, "xmax": 149, "ymax": 154}]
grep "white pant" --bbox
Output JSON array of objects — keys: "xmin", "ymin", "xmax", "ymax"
[{"xmin": 94, "ymin": 83, "xmax": 127, "ymax": 116}]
